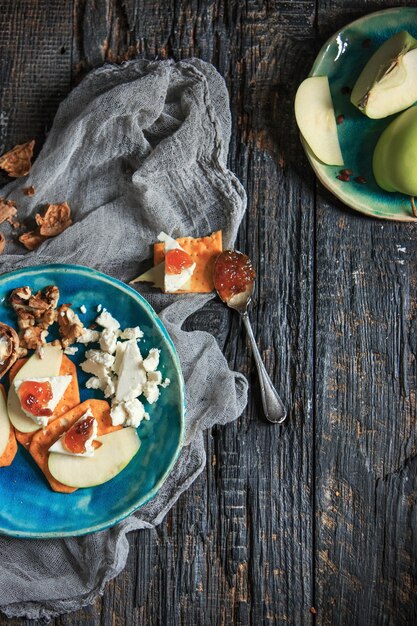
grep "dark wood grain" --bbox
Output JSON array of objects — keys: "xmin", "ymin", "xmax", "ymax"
[
  {"xmin": 313, "ymin": 2, "xmax": 417, "ymax": 625},
  {"xmin": 1, "ymin": 0, "xmax": 416, "ymax": 624}
]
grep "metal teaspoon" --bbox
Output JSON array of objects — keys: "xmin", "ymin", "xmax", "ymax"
[{"xmin": 213, "ymin": 250, "xmax": 286, "ymax": 424}]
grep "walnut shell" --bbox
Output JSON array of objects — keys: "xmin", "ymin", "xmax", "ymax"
[{"xmin": 0, "ymin": 322, "xmax": 20, "ymax": 378}]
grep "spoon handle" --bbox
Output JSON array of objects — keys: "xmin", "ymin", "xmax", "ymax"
[{"xmin": 241, "ymin": 312, "xmax": 286, "ymax": 424}]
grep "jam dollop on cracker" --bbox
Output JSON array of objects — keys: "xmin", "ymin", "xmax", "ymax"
[{"xmin": 131, "ymin": 230, "xmax": 223, "ymax": 293}]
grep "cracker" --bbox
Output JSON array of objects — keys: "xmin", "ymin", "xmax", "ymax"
[
  {"xmin": 29, "ymin": 399, "xmax": 120, "ymax": 493},
  {"xmin": 153, "ymin": 230, "xmax": 222, "ymax": 293},
  {"xmin": 0, "ymin": 384, "xmax": 17, "ymax": 467},
  {"xmin": 11, "ymin": 354, "xmax": 81, "ymax": 448}
]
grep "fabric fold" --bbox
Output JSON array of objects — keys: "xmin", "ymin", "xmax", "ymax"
[{"xmin": 0, "ymin": 58, "xmax": 247, "ymax": 619}]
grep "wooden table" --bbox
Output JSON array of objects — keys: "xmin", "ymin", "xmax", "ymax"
[{"xmin": 1, "ymin": 1, "xmax": 417, "ymax": 624}]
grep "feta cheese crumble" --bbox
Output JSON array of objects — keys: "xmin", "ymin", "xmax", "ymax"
[{"xmin": 79, "ymin": 308, "xmax": 168, "ymax": 429}]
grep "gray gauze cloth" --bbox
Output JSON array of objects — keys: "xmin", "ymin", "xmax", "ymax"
[{"xmin": 0, "ymin": 58, "xmax": 248, "ymax": 619}]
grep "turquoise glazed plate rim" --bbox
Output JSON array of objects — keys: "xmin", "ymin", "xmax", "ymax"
[
  {"xmin": 0, "ymin": 264, "xmax": 186, "ymax": 538},
  {"xmin": 304, "ymin": 7, "xmax": 417, "ymax": 221}
]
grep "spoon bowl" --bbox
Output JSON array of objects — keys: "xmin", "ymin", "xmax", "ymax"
[{"xmin": 214, "ymin": 250, "xmax": 286, "ymax": 424}]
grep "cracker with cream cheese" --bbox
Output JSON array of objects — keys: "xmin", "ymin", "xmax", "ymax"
[
  {"xmin": 29, "ymin": 399, "xmax": 121, "ymax": 493},
  {"xmin": 132, "ymin": 230, "xmax": 222, "ymax": 293},
  {"xmin": 10, "ymin": 355, "xmax": 81, "ymax": 449}
]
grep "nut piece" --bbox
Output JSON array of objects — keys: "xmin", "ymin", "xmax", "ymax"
[
  {"xmin": 0, "ymin": 233, "xmax": 5, "ymax": 255},
  {"xmin": 22, "ymin": 185, "xmax": 35, "ymax": 196},
  {"xmin": 35, "ymin": 202, "xmax": 72, "ymax": 237},
  {"xmin": 57, "ymin": 303, "xmax": 85, "ymax": 348},
  {"xmin": 0, "ymin": 140, "xmax": 35, "ymax": 177},
  {"xmin": 10, "ymin": 285, "xmax": 59, "ymax": 352},
  {"xmin": 20, "ymin": 326, "xmax": 48, "ymax": 351},
  {"xmin": 19, "ymin": 231, "xmax": 46, "ymax": 251},
  {"xmin": 0, "ymin": 322, "xmax": 20, "ymax": 378},
  {"xmin": 0, "ymin": 199, "xmax": 17, "ymax": 225}
]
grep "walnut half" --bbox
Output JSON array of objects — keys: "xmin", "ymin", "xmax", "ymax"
[
  {"xmin": 10, "ymin": 285, "xmax": 60, "ymax": 352},
  {"xmin": 0, "ymin": 322, "xmax": 20, "ymax": 378},
  {"xmin": 57, "ymin": 304, "xmax": 85, "ymax": 348}
]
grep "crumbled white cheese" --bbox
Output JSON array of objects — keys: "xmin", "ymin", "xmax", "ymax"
[
  {"xmin": 143, "ymin": 381, "xmax": 160, "ymax": 404},
  {"xmin": 147, "ymin": 370, "xmax": 162, "ymax": 385},
  {"xmin": 103, "ymin": 373, "xmax": 116, "ymax": 398},
  {"xmin": 77, "ymin": 328, "xmax": 100, "ymax": 344},
  {"xmin": 110, "ymin": 398, "xmax": 146, "ymax": 428},
  {"xmin": 95, "ymin": 310, "xmax": 120, "ymax": 330},
  {"xmin": 112, "ymin": 341, "xmax": 130, "ymax": 375},
  {"xmin": 78, "ymin": 307, "xmax": 169, "ymax": 427},
  {"xmin": 110, "ymin": 401, "xmax": 127, "ymax": 426},
  {"xmin": 161, "ymin": 378, "xmax": 171, "ymax": 388},
  {"xmin": 85, "ymin": 376, "xmax": 102, "ymax": 390},
  {"xmin": 63, "ymin": 346, "xmax": 78, "ymax": 356},
  {"xmin": 115, "ymin": 340, "xmax": 147, "ymax": 402},
  {"xmin": 119, "ymin": 326, "xmax": 144, "ymax": 340},
  {"xmin": 99, "ymin": 328, "xmax": 119, "ymax": 354},
  {"xmin": 96, "ymin": 304, "xmax": 102, "ymax": 312},
  {"xmin": 85, "ymin": 349, "xmax": 115, "ymax": 368},
  {"xmin": 143, "ymin": 348, "xmax": 160, "ymax": 372},
  {"xmin": 80, "ymin": 305, "xmax": 87, "ymax": 314},
  {"xmin": 123, "ymin": 398, "xmax": 146, "ymax": 427},
  {"xmin": 80, "ymin": 359, "xmax": 107, "ymax": 379}
]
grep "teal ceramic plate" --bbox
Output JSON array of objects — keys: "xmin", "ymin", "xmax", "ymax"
[
  {"xmin": 0, "ymin": 264, "xmax": 185, "ymax": 538},
  {"xmin": 305, "ymin": 7, "xmax": 417, "ymax": 221}
]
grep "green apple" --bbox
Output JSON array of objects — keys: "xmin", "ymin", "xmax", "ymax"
[
  {"xmin": 351, "ymin": 31, "xmax": 417, "ymax": 119},
  {"xmin": 7, "ymin": 344, "xmax": 63, "ymax": 433},
  {"xmin": 48, "ymin": 427, "xmax": 141, "ymax": 488},
  {"xmin": 373, "ymin": 106, "xmax": 417, "ymax": 216},
  {"xmin": 0, "ymin": 387, "xmax": 11, "ymax": 458},
  {"xmin": 294, "ymin": 76, "xmax": 344, "ymax": 166}
]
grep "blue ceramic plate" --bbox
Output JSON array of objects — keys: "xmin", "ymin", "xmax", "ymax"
[
  {"xmin": 304, "ymin": 7, "xmax": 417, "ymax": 221},
  {"xmin": 0, "ymin": 264, "xmax": 185, "ymax": 538}
]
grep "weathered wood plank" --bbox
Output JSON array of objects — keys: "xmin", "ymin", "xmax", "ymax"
[
  {"xmin": 0, "ymin": 0, "xmax": 73, "ymax": 187},
  {"xmin": 314, "ymin": 3, "xmax": 417, "ymax": 624}
]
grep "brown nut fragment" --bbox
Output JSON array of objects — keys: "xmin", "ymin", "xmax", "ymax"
[
  {"xmin": 0, "ymin": 233, "xmax": 5, "ymax": 255},
  {"xmin": 0, "ymin": 199, "xmax": 17, "ymax": 225},
  {"xmin": 0, "ymin": 322, "xmax": 20, "ymax": 378},
  {"xmin": 35, "ymin": 202, "xmax": 72, "ymax": 237},
  {"xmin": 22, "ymin": 185, "xmax": 35, "ymax": 196},
  {"xmin": 19, "ymin": 326, "xmax": 48, "ymax": 351},
  {"xmin": 10, "ymin": 285, "xmax": 60, "ymax": 351},
  {"xmin": 19, "ymin": 230, "xmax": 47, "ymax": 251},
  {"xmin": 15, "ymin": 310, "xmax": 35, "ymax": 330},
  {"xmin": 57, "ymin": 303, "xmax": 85, "ymax": 348},
  {"xmin": 0, "ymin": 140, "xmax": 35, "ymax": 177}
]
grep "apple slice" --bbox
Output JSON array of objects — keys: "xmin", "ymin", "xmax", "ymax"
[
  {"xmin": 0, "ymin": 385, "xmax": 12, "ymax": 458},
  {"xmin": 295, "ymin": 76, "xmax": 344, "ymax": 166},
  {"xmin": 48, "ymin": 427, "xmax": 140, "ymax": 488},
  {"xmin": 351, "ymin": 31, "xmax": 417, "ymax": 119},
  {"xmin": 7, "ymin": 344, "xmax": 63, "ymax": 433}
]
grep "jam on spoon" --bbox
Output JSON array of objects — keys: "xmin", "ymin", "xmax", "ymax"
[{"xmin": 214, "ymin": 250, "xmax": 286, "ymax": 424}]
